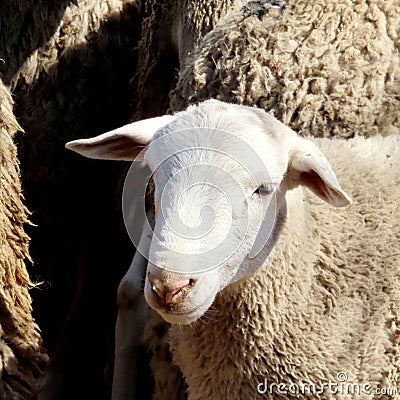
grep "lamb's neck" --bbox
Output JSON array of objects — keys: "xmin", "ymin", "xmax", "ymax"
[{"xmin": 220, "ymin": 186, "xmax": 316, "ymax": 319}]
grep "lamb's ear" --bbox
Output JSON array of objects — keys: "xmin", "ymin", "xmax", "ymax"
[
  {"xmin": 65, "ymin": 115, "xmax": 176, "ymax": 161},
  {"xmin": 287, "ymin": 138, "xmax": 352, "ymax": 207}
]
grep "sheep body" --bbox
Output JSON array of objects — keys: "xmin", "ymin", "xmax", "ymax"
[
  {"xmin": 0, "ymin": 79, "xmax": 47, "ymax": 399},
  {"xmin": 169, "ymin": 133, "xmax": 400, "ymax": 399},
  {"xmin": 128, "ymin": 1, "xmax": 400, "ymax": 397},
  {"xmin": 170, "ymin": 0, "xmax": 400, "ymax": 138}
]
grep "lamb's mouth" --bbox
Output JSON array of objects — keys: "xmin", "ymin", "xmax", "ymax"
[
  {"xmin": 159, "ymin": 303, "xmax": 210, "ymax": 324},
  {"xmin": 165, "ymin": 305, "xmax": 200, "ymax": 315}
]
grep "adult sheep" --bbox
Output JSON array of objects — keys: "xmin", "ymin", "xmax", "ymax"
[
  {"xmin": 67, "ymin": 99, "xmax": 400, "ymax": 399},
  {"xmin": 0, "ymin": 79, "xmax": 47, "ymax": 399},
  {"xmin": 169, "ymin": 0, "xmax": 400, "ymax": 138}
]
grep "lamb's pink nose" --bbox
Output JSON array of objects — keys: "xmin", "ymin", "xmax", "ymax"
[{"xmin": 148, "ymin": 273, "xmax": 193, "ymax": 305}]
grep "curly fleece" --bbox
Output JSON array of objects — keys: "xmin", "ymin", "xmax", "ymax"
[
  {"xmin": 169, "ymin": 134, "xmax": 400, "ymax": 400},
  {"xmin": 170, "ymin": 0, "xmax": 400, "ymax": 138}
]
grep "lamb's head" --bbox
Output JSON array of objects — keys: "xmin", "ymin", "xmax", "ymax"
[{"xmin": 66, "ymin": 100, "xmax": 351, "ymax": 324}]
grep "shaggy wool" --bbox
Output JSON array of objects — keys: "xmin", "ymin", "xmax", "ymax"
[
  {"xmin": 170, "ymin": 0, "xmax": 400, "ymax": 138},
  {"xmin": 0, "ymin": 79, "xmax": 47, "ymax": 399},
  {"xmin": 0, "ymin": 0, "xmax": 69, "ymax": 85},
  {"xmin": 0, "ymin": 0, "xmax": 140, "ymax": 88},
  {"xmin": 168, "ymin": 134, "xmax": 400, "ymax": 400}
]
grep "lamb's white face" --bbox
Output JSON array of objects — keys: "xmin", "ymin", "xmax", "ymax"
[
  {"xmin": 142, "ymin": 102, "xmax": 291, "ymax": 323},
  {"xmin": 65, "ymin": 99, "xmax": 351, "ymax": 325}
]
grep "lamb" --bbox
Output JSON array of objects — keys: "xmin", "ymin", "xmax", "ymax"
[
  {"xmin": 0, "ymin": 78, "xmax": 47, "ymax": 399},
  {"xmin": 67, "ymin": 99, "xmax": 400, "ymax": 399},
  {"xmin": 168, "ymin": 0, "xmax": 400, "ymax": 138},
  {"xmin": 124, "ymin": 1, "xmax": 400, "ymax": 393}
]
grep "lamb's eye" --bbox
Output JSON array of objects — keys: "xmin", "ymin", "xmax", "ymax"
[{"xmin": 252, "ymin": 183, "xmax": 274, "ymax": 197}]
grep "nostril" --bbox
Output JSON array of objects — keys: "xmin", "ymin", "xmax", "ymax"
[
  {"xmin": 148, "ymin": 273, "xmax": 164, "ymax": 299},
  {"xmin": 151, "ymin": 283, "xmax": 164, "ymax": 299}
]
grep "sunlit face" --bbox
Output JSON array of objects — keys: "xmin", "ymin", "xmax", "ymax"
[{"xmin": 143, "ymin": 102, "xmax": 290, "ymax": 324}]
